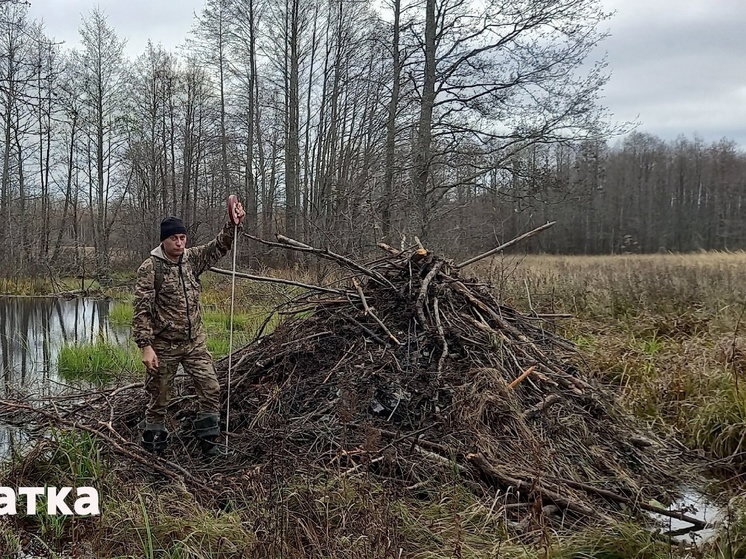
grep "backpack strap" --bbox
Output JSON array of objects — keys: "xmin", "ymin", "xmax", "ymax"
[{"xmin": 150, "ymin": 255, "xmax": 165, "ymax": 298}]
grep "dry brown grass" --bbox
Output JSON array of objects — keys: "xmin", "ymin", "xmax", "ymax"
[
  {"xmin": 479, "ymin": 251, "xmax": 746, "ymax": 322},
  {"xmin": 474, "ymin": 252, "xmax": 746, "ymax": 471}
]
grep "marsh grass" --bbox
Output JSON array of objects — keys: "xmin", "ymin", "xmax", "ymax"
[
  {"xmin": 72, "ymin": 272, "xmax": 284, "ymax": 361},
  {"xmin": 198, "ymin": 274, "xmax": 288, "ymax": 358},
  {"xmin": 0, "ymin": 523, "xmax": 19, "ymax": 558},
  {"xmin": 108, "ymin": 300, "xmax": 133, "ymax": 325},
  {"xmin": 2, "ymin": 429, "xmax": 109, "ymax": 549},
  {"xmin": 482, "ymin": 251, "xmax": 746, "ymax": 477},
  {"xmin": 482, "ymin": 251, "xmax": 746, "ymax": 322},
  {"xmin": 711, "ymin": 495, "xmax": 746, "ymax": 559},
  {"xmin": 201, "ymin": 305, "xmax": 281, "ymax": 358},
  {"xmin": 66, "ymin": 471, "xmax": 710, "ymax": 559},
  {"xmin": 547, "ymin": 523, "xmax": 671, "ymax": 559},
  {"xmin": 57, "ymin": 342, "xmax": 140, "ymax": 383}
]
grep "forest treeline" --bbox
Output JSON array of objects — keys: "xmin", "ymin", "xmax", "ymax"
[{"xmin": 0, "ymin": 0, "xmax": 744, "ymax": 280}]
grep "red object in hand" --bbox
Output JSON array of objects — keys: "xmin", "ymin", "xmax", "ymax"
[{"xmin": 228, "ymin": 194, "xmax": 241, "ymax": 225}]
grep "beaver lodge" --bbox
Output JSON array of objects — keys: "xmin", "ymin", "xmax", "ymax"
[{"xmin": 1, "ymin": 224, "xmax": 708, "ymax": 555}]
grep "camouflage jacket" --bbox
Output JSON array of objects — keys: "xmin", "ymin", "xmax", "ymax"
[{"xmin": 132, "ymin": 222, "xmax": 237, "ymax": 349}]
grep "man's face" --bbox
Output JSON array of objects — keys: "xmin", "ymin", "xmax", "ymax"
[{"xmin": 162, "ymin": 234, "xmax": 187, "ymax": 260}]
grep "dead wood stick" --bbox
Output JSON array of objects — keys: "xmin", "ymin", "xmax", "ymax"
[
  {"xmin": 508, "ymin": 366, "xmax": 537, "ymax": 389},
  {"xmin": 376, "ymin": 428, "xmax": 454, "ymax": 456},
  {"xmin": 416, "ymin": 261, "xmax": 444, "ymax": 328},
  {"xmin": 341, "ymin": 313, "xmax": 389, "ymax": 346},
  {"xmin": 555, "ymin": 477, "xmax": 708, "ymax": 529},
  {"xmin": 244, "ymin": 233, "xmax": 396, "ymax": 290},
  {"xmin": 433, "ymin": 297, "xmax": 448, "ymax": 372},
  {"xmin": 456, "ymin": 221, "xmax": 557, "ymax": 268},
  {"xmin": 375, "ymin": 424, "xmax": 441, "ymax": 453},
  {"xmin": 107, "ymin": 382, "xmax": 143, "ymax": 399},
  {"xmin": 352, "ymin": 277, "xmax": 372, "ymax": 317},
  {"xmin": 58, "ymin": 382, "xmax": 143, "ymax": 421},
  {"xmin": 322, "ymin": 345, "xmax": 358, "ymax": 384},
  {"xmin": 522, "ymin": 394, "xmax": 562, "ymax": 420},
  {"xmin": 209, "ymin": 266, "xmax": 347, "ymax": 295},
  {"xmin": 279, "ymin": 331, "xmax": 332, "ymax": 348},
  {"xmin": 466, "ymin": 452, "xmax": 595, "ymax": 517},
  {"xmin": 275, "ymin": 235, "xmax": 313, "ymax": 249},
  {"xmin": 453, "ymin": 281, "xmax": 543, "ymax": 350},
  {"xmin": 352, "ymin": 278, "xmax": 401, "ymax": 345},
  {"xmin": 415, "ymin": 446, "xmax": 466, "ymax": 472},
  {"xmin": 278, "ymin": 234, "xmax": 397, "ymax": 290},
  {"xmin": 377, "ymin": 242, "xmax": 401, "ymax": 255},
  {"xmin": 456, "ymin": 314, "xmax": 558, "ymax": 386},
  {"xmin": 459, "ymin": 311, "xmax": 508, "ymax": 337},
  {"xmin": 340, "ymin": 456, "xmax": 385, "ymax": 478}
]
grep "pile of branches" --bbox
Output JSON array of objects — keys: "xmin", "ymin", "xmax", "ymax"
[{"xmin": 0, "ymin": 224, "xmax": 704, "ymax": 535}]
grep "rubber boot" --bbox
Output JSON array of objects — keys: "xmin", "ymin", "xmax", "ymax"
[
  {"xmin": 141, "ymin": 422, "xmax": 169, "ymax": 453},
  {"xmin": 193, "ymin": 413, "xmax": 221, "ymax": 457}
]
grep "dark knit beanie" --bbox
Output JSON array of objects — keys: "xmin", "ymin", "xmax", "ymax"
[{"xmin": 160, "ymin": 216, "xmax": 187, "ymax": 241}]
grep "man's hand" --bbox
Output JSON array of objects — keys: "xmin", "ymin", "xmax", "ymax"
[
  {"xmin": 142, "ymin": 345, "xmax": 159, "ymax": 371},
  {"xmin": 234, "ymin": 200, "xmax": 246, "ymax": 225}
]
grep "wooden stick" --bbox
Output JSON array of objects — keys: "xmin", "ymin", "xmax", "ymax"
[
  {"xmin": 508, "ymin": 366, "xmax": 537, "ymax": 389},
  {"xmin": 352, "ymin": 277, "xmax": 372, "ymax": 315},
  {"xmin": 547, "ymin": 476, "xmax": 707, "ymax": 530},
  {"xmin": 275, "ymin": 235, "xmax": 312, "ymax": 249},
  {"xmin": 341, "ymin": 313, "xmax": 388, "ymax": 346},
  {"xmin": 244, "ymin": 233, "xmax": 396, "ymax": 290},
  {"xmin": 377, "ymin": 243, "xmax": 401, "ymax": 255},
  {"xmin": 466, "ymin": 452, "xmax": 596, "ymax": 517},
  {"xmin": 456, "ymin": 222, "xmax": 556, "ymax": 268},
  {"xmin": 433, "ymin": 297, "xmax": 448, "ymax": 372},
  {"xmin": 522, "ymin": 394, "xmax": 562, "ymax": 420},
  {"xmin": 352, "ymin": 278, "xmax": 402, "ymax": 345},
  {"xmin": 209, "ymin": 266, "xmax": 348, "ymax": 295},
  {"xmin": 0, "ymin": 400, "xmax": 210, "ymax": 492},
  {"xmin": 452, "ymin": 281, "xmax": 579, "ymax": 391},
  {"xmin": 416, "ymin": 261, "xmax": 444, "ymax": 328},
  {"xmin": 415, "ymin": 446, "xmax": 466, "ymax": 472}
]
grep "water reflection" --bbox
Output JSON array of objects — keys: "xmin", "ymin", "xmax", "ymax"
[
  {"xmin": 0, "ymin": 296, "xmax": 130, "ymax": 396},
  {"xmin": 0, "ymin": 424, "xmax": 30, "ymax": 460}
]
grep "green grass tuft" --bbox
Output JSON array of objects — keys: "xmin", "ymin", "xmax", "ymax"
[
  {"xmin": 109, "ymin": 300, "xmax": 133, "ymax": 325},
  {"xmin": 57, "ymin": 342, "xmax": 140, "ymax": 383},
  {"xmin": 549, "ymin": 522, "xmax": 670, "ymax": 559}
]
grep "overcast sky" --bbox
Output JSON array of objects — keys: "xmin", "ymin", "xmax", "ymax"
[{"xmin": 27, "ymin": 0, "xmax": 746, "ymax": 149}]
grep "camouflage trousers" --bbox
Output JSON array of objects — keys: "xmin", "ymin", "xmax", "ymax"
[{"xmin": 144, "ymin": 332, "xmax": 220, "ymax": 424}]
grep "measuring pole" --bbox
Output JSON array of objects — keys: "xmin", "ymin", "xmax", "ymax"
[{"xmin": 225, "ymin": 195, "xmax": 240, "ymax": 448}]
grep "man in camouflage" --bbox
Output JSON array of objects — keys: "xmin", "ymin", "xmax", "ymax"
[{"xmin": 132, "ymin": 205, "xmax": 245, "ymax": 456}]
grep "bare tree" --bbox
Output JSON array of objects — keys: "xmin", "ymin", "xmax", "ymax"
[
  {"xmin": 0, "ymin": 2, "xmax": 38, "ymax": 270},
  {"xmin": 75, "ymin": 7, "xmax": 129, "ymax": 283},
  {"xmin": 191, "ymin": 0, "xmax": 232, "ymax": 194},
  {"xmin": 402, "ymin": 0, "xmax": 613, "ymax": 242}
]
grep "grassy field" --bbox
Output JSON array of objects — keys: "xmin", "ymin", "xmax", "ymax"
[
  {"xmin": 6, "ymin": 252, "xmax": 746, "ymax": 557},
  {"xmin": 477, "ymin": 252, "xmax": 746, "ymax": 462}
]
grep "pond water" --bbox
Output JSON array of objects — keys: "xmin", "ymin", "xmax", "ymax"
[
  {"xmin": 0, "ymin": 296, "xmax": 130, "ymax": 457},
  {"xmin": 651, "ymin": 488, "xmax": 725, "ymax": 545}
]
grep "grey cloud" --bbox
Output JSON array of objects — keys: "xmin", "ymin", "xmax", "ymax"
[{"xmin": 599, "ymin": 0, "xmax": 746, "ymax": 146}]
